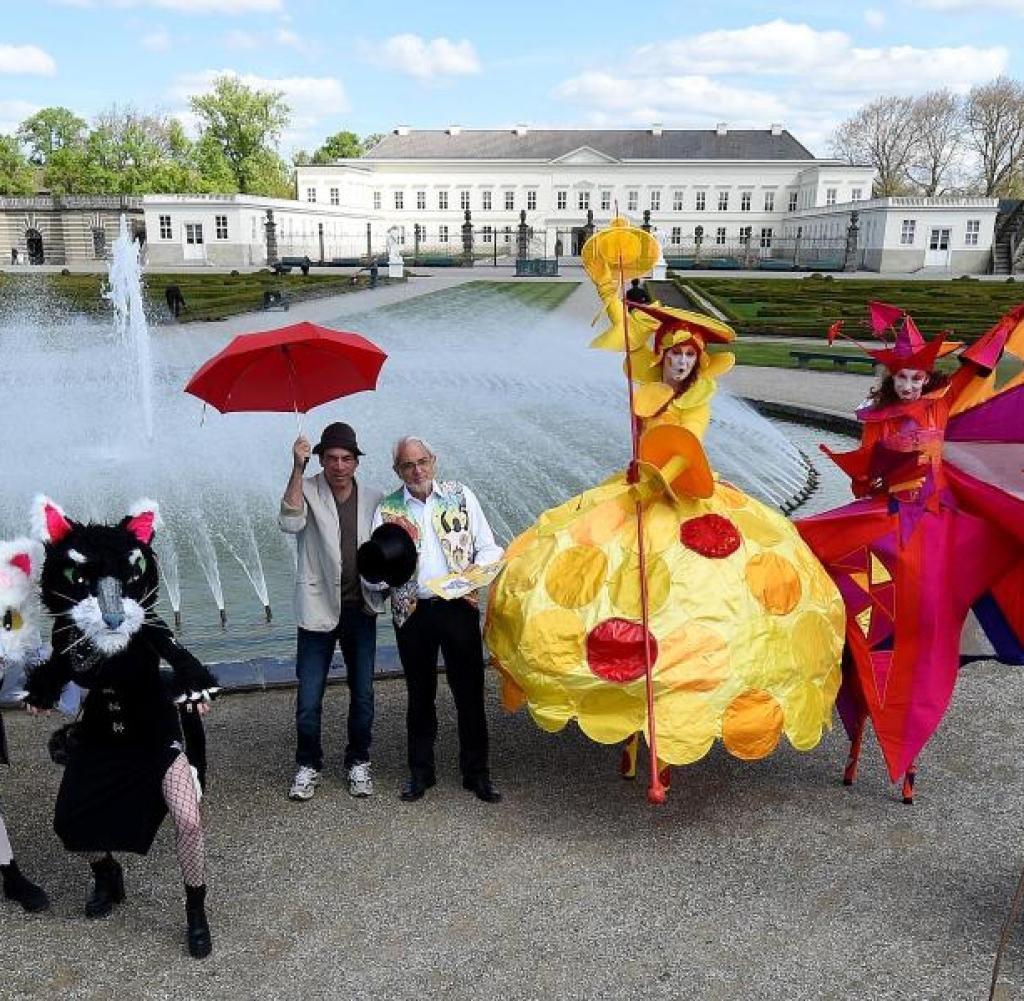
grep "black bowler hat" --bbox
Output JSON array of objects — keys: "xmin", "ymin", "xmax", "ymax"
[
  {"xmin": 313, "ymin": 422, "xmax": 364, "ymax": 457},
  {"xmin": 357, "ymin": 523, "xmax": 417, "ymax": 587}
]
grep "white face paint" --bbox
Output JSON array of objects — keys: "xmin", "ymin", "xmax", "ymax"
[
  {"xmin": 70, "ymin": 595, "xmax": 146, "ymax": 656},
  {"xmin": 662, "ymin": 344, "xmax": 699, "ymax": 387},
  {"xmin": 894, "ymin": 368, "xmax": 928, "ymax": 402}
]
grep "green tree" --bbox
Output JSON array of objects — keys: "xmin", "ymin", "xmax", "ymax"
[
  {"xmin": 362, "ymin": 132, "xmax": 385, "ymax": 152},
  {"xmin": 312, "ymin": 130, "xmax": 363, "ymax": 162},
  {"xmin": 17, "ymin": 107, "xmax": 87, "ymax": 165},
  {"xmin": 42, "ymin": 145, "xmax": 111, "ymax": 194},
  {"xmin": 189, "ymin": 75, "xmax": 291, "ymax": 194},
  {"xmin": 0, "ymin": 134, "xmax": 35, "ymax": 194}
]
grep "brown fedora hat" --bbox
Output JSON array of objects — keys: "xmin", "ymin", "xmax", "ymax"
[{"xmin": 312, "ymin": 421, "xmax": 364, "ymax": 457}]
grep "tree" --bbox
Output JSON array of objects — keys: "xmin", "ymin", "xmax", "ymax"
[
  {"xmin": 907, "ymin": 90, "xmax": 965, "ymax": 196},
  {"xmin": 312, "ymin": 130, "xmax": 363, "ymax": 163},
  {"xmin": 17, "ymin": 107, "xmax": 87, "ymax": 165},
  {"xmin": 362, "ymin": 132, "xmax": 385, "ymax": 152},
  {"xmin": 189, "ymin": 75, "xmax": 291, "ymax": 194},
  {"xmin": 42, "ymin": 145, "xmax": 111, "ymax": 194},
  {"xmin": 0, "ymin": 134, "xmax": 35, "ymax": 195},
  {"xmin": 964, "ymin": 77, "xmax": 1024, "ymax": 196},
  {"xmin": 831, "ymin": 95, "xmax": 917, "ymax": 196}
]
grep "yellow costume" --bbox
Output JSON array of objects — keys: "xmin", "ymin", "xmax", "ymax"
[{"xmin": 484, "ymin": 220, "xmax": 844, "ymax": 770}]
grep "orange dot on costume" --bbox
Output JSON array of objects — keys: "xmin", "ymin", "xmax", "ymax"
[
  {"xmin": 680, "ymin": 513, "xmax": 741, "ymax": 559},
  {"xmin": 586, "ymin": 617, "xmax": 658, "ymax": 684},
  {"xmin": 656, "ymin": 623, "xmax": 730, "ymax": 692},
  {"xmin": 721, "ymin": 689, "xmax": 784, "ymax": 760},
  {"xmin": 544, "ymin": 545, "xmax": 607, "ymax": 608},
  {"xmin": 744, "ymin": 552, "xmax": 801, "ymax": 615}
]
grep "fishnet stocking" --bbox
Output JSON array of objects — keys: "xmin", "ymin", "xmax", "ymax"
[{"xmin": 162, "ymin": 753, "xmax": 206, "ymax": 887}]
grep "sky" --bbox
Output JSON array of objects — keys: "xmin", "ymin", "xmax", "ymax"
[{"xmin": 2, "ymin": 0, "xmax": 1023, "ymax": 158}]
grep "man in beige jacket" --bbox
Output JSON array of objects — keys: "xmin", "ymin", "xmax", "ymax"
[{"xmin": 279, "ymin": 422, "xmax": 383, "ymax": 801}]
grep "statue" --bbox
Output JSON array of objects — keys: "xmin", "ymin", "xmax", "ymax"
[{"xmin": 386, "ymin": 226, "xmax": 404, "ymax": 278}]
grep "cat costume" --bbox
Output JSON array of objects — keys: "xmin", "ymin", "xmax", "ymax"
[{"xmin": 24, "ymin": 497, "xmax": 219, "ymax": 958}]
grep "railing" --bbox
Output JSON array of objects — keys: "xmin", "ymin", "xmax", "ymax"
[{"xmin": 0, "ymin": 195, "xmax": 143, "ymax": 209}]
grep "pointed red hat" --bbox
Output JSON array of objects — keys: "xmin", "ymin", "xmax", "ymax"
[{"xmin": 867, "ymin": 315, "xmax": 959, "ymax": 374}]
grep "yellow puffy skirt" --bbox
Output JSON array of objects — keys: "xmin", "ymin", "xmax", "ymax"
[{"xmin": 484, "ymin": 477, "xmax": 845, "ymax": 765}]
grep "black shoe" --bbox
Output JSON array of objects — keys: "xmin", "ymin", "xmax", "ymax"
[
  {"xmin": 400, "ymin": 774, "xmax": 436, "ymax": 802},
  {"xmin": 185, "ymin": 885, "xmax": 212, "ymax": 960},
  {"xmin": 85, "ymin": 855, "xmax": 124, "ymax": 919},
  {"xmin": 462, "ymin": 777, "xmax": 502, "ymax": 803},
  {"xmin": 1, "ymin": 860, "xmax": 50, "ymax": 913}
]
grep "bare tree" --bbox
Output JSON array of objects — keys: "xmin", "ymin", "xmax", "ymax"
[
  {"xmin": 831, "ymin": 95, "xmax": 917, "ymax": 196},
  {"xmin": 964, "ymin": 77, "xmax": 1024, "ymax": 196},
  {"xmin": 908, "ymin": 90, "xmax": 965, "ymax": 196}
]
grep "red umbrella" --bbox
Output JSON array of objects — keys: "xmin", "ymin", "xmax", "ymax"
[{"xmin": 184, "ymin": 321, "xmax": 387, "ymax": 415}]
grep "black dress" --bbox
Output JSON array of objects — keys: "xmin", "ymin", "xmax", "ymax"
[{"xmin": 25, "ymin": 618, "xmax": 217, "ymax": 855}]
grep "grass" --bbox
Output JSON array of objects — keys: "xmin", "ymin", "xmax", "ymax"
[
  {"xmin": 0, "ymin": 270, "xmax": 397, "ymax": 322},
  {"xmin": 677, "ymin": 274, "xmax": 1024, "ymax": 340}
]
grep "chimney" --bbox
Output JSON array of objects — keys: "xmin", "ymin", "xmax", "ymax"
[
  {"xmin": 514, "ymin": 124, "xmax": 529, "ymax": 136},
  {"xmin": 447, "ymin": 125, "xmax": 461, "ymax": 136},
  {"xmin": 715, "ymin": 122, "xmax": 728, "ymax": 136},
  {"xmin": 770, "ymin": 123, "xmax": 783, "ymax": 136},
  {"xmin": 651, "ymin": 123, "xmax": 663, "ymax": 136},
  {"xmin": 395, "ymin": 126, "xmax": 410, "ymax": 136}
]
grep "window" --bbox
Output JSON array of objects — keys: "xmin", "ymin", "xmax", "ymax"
[
  {"xmin": 460, "ymin": 190, "xmax": 470, "ymax": 210},
  {"xmin": 718, "ymin": 191, "xmax": 729, "ymax": 211},
  {"xmin": 306, "ymin": 187, "xmax": 317, "ymax": 203},
  {"xmin": 503, "ymin": 226, "xmax": 512, "ymax": 243},
  {"xmin": 159, "ymin": 215, "xmax": 172, "ymax": 239},
  {"xmin": 505, "ymin": 190, "xmax": 514, "ymax": 211},
  {"xmin": 578, "ymin": 190, "xmax": 590, "ymax": 210},
  {"xmin": 900, "ymin": 219, "xmax": 916, "ymax": 245},
  {"xmin": 185, "ymin": 223, "xmax": 203, "ymax": 245},
  {"xmin": 482, "ymin": 190, "xmax": 492, "ymax": 211},
  {"xmin": 329, "ymin": 187, "xmax": 339, "ymax": 206},
  {"xmin": 215, "ymin": 215, "xmax": 228, "ymax": 240},
  {"xmin": 788, "ymin": 191, "xmax": 798, "ymax": 212},
  {"xmin": 739, "ymin": 225, "xmax": 752, "ymax": 242},
  {"xmin": 740, "ymin": 191, "xmax": 751, "ymax": 212},
  {"xmin": 527, "ymin": 190, "xmax": 537, "ymax": 210},
  {"xmin": 851, "ymin": 188, "xmax": 862, "ymax": 202},
  {"xmin": 438, "ymin": 190, "xmax": 449, "ymax": 210},
  {"xmin": 92, "ymin": 227, "xmax": 106, "ymax": 259},
  {"xmin": 394, "ymin": 191, "xmax": 404, "ymax": 210},
  {"xmin": 695, "ymin": 191, "xmax": 706, "ymax": 211},
  {"xmin": 716, "ymin": 226, "xmax": 727, "ymax": 245},
  {"xmin": 627, "ymin": 190, "xmax": 638, "ymax": 212},
  {"xmin": 966, "ymin": 219, "xmax": 980, "ymax": 245},
  {"xmin": 670, "ymin": 226, "xmax": 682, "ymax": 245},
  {"xmin": 416, "ymin": 190, "xmax": 426, "ymax": 210},
  {"xmin": 482, "ymin": 225, "xmax": 493, "ymax": 243},
  {"xmin": 556, "ymin": 190, "xmax": 567, "ymax": 210},
  {"xmin": 650, "ymin": 190, "xmax": 661, "ymax": 211},
  {"xmin": 373, "ymin": 191, "xmax": 381, "ymax": 210},
  {"xmin": 763, "ymin": 191, "xmax": 775, "ymax": 212},
  {"xmin": 672, "ymin": 190, "xmax": 684, "ymax": 211},
  {"xmin": 439, "ymin": 225, "xmax": 449, "ymax": 244},
  {"xmin": 760, "ymin": 227, "xmax": 773, "ymax": 248},
  {"xmin": 600, "ymin": 190, "xmax": 611, "ymax": 211},
  {"xmin": 826, "ymin": 188, "xmax": 837, "ymax": 206}
]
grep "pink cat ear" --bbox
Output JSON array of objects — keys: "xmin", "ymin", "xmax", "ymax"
[
  {"xmin": 124, "ymin": 499, "xmax": 161, "ymax": 544},
  {"xmin": 31, "ymin": 495, "xmax": 73, "ymax": 544},
  {"xmin": 10, "ymin": 552, "xmax": 31, "ymax": 576}
]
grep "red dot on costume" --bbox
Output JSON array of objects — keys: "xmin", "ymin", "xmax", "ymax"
[
  {"xmin": 680, "ymin": 514, "xmax": 741, "ymax": 559},
  {"xmin": 586, "ymin": 618, "xmax": 658, "ymax": 684}
]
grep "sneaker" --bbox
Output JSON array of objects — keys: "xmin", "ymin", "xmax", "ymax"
[
  {"xmin": 288, "ymin": 766, "xmax": 320, "ymax": 801},
  {"xmin": 347, "ymin": 761, "xmax": 373, "ymax": 798}
]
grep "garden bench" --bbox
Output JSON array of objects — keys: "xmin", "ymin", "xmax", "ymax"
[
  {"xmin": 790, "ymin": 350, "xmax": 878, "ymax": 373},
  {"xmin": 261, "ymin": 289, "xmax": 290, "ymax": 311}
]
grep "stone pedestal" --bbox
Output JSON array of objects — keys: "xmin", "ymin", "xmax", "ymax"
[{"xmin": 388, "ymin": 256, "xmax": 404, "ymax": 279}]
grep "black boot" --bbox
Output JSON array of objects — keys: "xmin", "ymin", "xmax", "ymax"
[
  {"xmin": 85, "ymin": 855, "xmax": 124, "ymax": 919},
  {"xmin": 185, "ymin": 884, "xmax": 212, "ymax": 959},
  {"xmin": 1, "ymin": 860, "xmax": 50, "ymax": 913}
]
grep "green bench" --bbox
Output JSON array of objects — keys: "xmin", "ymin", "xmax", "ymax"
[{"xmin": 790, "ymin": 350, "xmax": 878, "ymax": 373}]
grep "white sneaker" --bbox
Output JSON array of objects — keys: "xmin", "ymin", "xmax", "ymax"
[
  {"xmin": 288, "ymin": 766, "xmax": 320, "ymax": 801},
  {"xmin": 347, "ymin": 761, "xmax": 373, "ymax": 798}
]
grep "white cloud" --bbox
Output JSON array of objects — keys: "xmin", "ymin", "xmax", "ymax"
[
  {"xmin": 864, "ymin": 7, "xmax": 886, "ymax": 28},
  {"xmin": 362, "ymin": 34, "xmax": 481, "ymax": 80},
  {"xmin": 226, "ymin": 26, "xmax": 315, "ymax": 54},
  {"xmin": 0, "ymin": 99, "xmax": 42, "ymax": 134},
  {"xmin": 141, "ymin": 29, "xmax": 171, "ymax": 52},
  {"xmin": 0, "ymin": 44, "xmax": 56, "ymax": 76},
  {"xmin": 224, "ymin": 29, "xmax": 260, "ymax": 49}
]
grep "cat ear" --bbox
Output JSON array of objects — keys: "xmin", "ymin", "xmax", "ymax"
[
  {"xmin": 123, "ymin": 498, "xmax": 162, "ymax": 544},
  {"xmin": 0, "ymin": 538, "xmax": 43, "ymax": 582},
  {"xmin": 31, "ymin": 495, "xmax": 73, "ymax": 545}
]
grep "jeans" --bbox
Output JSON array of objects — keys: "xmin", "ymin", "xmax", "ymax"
[{"xmin": 295, "ymin": 606, "xmax": 377, "ymax": 770}]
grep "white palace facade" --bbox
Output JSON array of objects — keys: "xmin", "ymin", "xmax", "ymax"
[{"xmin": 131, "ymin": 125, "xmax": 1000, "ymax": 273}]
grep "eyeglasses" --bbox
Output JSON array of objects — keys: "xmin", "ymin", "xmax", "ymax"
[{"xmin": 398, "ymin": 457, "xmax": 434, "ymax": 474}]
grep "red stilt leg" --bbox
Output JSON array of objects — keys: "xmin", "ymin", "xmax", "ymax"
[
  {"xmin": 901, "ymin": 761, "xmax": 917, "ymax": 805},
  {"xmin": 843, "ymin": 716, "xmax": 866, "ymax": 786},
  {"xmin": 657, "ymin": 760, "xmax": 671, "ymax": 791}
]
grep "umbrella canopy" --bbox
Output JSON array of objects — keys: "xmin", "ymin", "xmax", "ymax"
[{"xmin": 184, "ymin": 321, "xmax": 387, "ymax": 414}]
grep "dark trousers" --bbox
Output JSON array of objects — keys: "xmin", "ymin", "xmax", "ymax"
[
  {"xmin": 395, "ymin": 598, "xmax": 490, "ymax": 783},
  {"xmin": 295, "ymin": 606, "xmax": 377, "ymax": 770}
]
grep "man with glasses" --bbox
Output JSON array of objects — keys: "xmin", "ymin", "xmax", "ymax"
[
  {"xmin": 279, "ymin": 422, "xmax": 383, "ymax": 802},
  {"xmin": 371, "ymin": 436, "xmax": 504, "ymax": 804}
]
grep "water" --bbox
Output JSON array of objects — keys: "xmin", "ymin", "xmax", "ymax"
[{"xmin": 0, "ymin": 241, "xmax": 854, "ymax": 673}]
